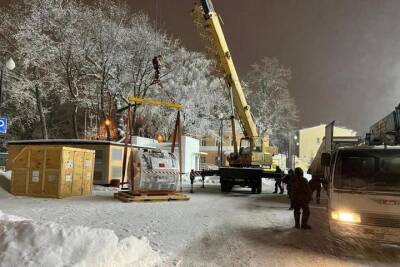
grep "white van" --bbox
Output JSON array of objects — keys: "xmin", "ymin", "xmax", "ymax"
[{"xmin": 324, "ymin": 146, "xmax": 400, "ymax": 243}]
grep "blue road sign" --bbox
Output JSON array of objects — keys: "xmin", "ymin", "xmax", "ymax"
[{"xmin": 0, "ymin": 118, "xmax": 7, "ymax": 134}]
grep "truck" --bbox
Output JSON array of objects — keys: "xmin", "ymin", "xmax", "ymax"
[
  {"xmin": 192, "ymin": 0, "xmax": 279, "ymax": 194},
  {"xmin": 309, "ymin": 114, "xmax": 400, "ymax": 243}
]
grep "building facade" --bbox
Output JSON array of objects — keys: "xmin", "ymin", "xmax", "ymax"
[
  {"xmin": 199, "ymin": 129, "xmax": 272, "ymax": 170},
  {"xmin": 199, "ymin": 129, "xmax": 244, "ymax": 169},
  {"xmin": 296, "ymin": 124, "xmax": 357, "ymax": 171}
]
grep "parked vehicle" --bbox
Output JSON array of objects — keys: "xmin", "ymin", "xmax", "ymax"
[{"xmin": 310, "ymin": 117, "xmax": 400, "ymax": 243}]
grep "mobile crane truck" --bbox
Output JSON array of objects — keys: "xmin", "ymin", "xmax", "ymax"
[
  {"xmin": 309, "ymin": 106, "xmax": 400, "ymax": 243},
  {"xmin": 192, "ymin": 0, "xmax": 279, "ymax": 194}
]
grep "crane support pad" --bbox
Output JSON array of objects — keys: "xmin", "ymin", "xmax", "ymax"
[{"xmin": 114, "ymin": 191, "xmax": 189, "ymax": 202}]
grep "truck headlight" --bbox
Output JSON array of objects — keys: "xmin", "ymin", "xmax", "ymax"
[{"xmin": 331, "ymin": 210, "xmax": 361, "ymax": 224}]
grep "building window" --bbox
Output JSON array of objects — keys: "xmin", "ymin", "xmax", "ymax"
[
  {"xmin": 316, "ymin": 138, "xmax": 321, "ymax": 144},
  {"xmin": 201, "ymin": 138, "xmax": 207, "ymax": 146},
  {"xmin": 200, "ymin": 156, "xmax": 206, "ymax": 164}
]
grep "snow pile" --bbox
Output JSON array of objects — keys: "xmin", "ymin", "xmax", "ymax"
[
  {"xmin": 0, "ymin": 210, "xmax": 26, "ymax": 222},
  {"xmin": 0, "ymin": 210, "xmax": 162, "ymax": 267}
]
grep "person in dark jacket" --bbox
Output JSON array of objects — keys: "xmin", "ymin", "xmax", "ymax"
[
  {"xmin": 152, "ymin": 55, "xmax": 161, "ymax": 81},
  {"xmin": 282, "ymin": 169, "xmax": 294, "ymax": 210},
  {"xmin": 273, "ymin": 166, "xmax": 284, "ymax": 194},
  {"xmin": 292, "ymin": 167, "xmax": 312, "ymax": 229},
  {"xmin": 190, "ymin": 169, "xmax": 195, "ymax": 193},
  {"xmin": 309, "ymin": 176, "xmax": 322, "ymax": 204}
]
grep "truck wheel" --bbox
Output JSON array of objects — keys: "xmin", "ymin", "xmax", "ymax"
[
  {"xmin": 251, "ymin": 186, "xmax": 256, "ymax": 194},
  {"xmin": 256, "ymin": 182, "xmax": 262, "ymax": 194},
  {"xmin": 221, "ymin": 182, "xmax": 226, "ymax": 192},
  {"xmin": 226, "ymin": 183, "xmax": 232, "ymax": 192},
  {"xmin": 221, "ymin": 181, "xmax": 231, "ymax": 193}
]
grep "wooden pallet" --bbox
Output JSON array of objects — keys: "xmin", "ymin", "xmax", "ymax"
[{"xmin": 114, "ymin": 191, "xmax": 190, "ymax": 203}]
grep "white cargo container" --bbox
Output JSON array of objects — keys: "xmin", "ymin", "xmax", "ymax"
[{"xmin": 158, "ymin": 136, "xmax": 201, "ymax": 175}]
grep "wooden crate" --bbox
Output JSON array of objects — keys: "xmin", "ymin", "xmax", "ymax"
[
  {"xmin": 7, "ymin": 140, "xmax": 138, "ymax": 185},
  {"xmin": 10, "ymin": 145, "xmax": 95, "ymax": 198}
]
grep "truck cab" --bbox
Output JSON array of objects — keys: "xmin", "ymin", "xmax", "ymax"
[{"xmin": 323, "ymin": 146, "xmax": 400, "ymax": 243}]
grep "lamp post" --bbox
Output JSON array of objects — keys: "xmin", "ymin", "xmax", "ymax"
[
  {"xmin": 104, "ymin": 118, "xmax": 112, "ymax": 141},
  {"xmin": 293, "ymin": 134, "xmax": 299, "ymax": 169},
  {"xmin": 0, "ymin": 57, "xmax": 15, "ymax": 110},
  {"xmin": 0, "ymin": 57, "xmax": 15, "ymax": 151},
  {"xmin": 288, "ymin": 131, "xmax": 298, "ymax": 170}
]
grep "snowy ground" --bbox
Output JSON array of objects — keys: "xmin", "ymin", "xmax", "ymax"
[{"xmin": 1, "ymin": 173, "xmax": 400, "ymax": 266}]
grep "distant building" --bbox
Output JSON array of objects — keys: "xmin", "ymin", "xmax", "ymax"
[
  {"xmin": 155, "ymin": 136, "xmax": 202, "ymax": 174},
  {"xmin": 199, "ymin": 128, "xmax": 272, "ymax": 170},
  {"xmin": 199, "ymin": 129, "xmax": 244, "ymax": 169},
  {"xmin": 296, "ymin": 124, "xmax": 357, "ymax": 171}
]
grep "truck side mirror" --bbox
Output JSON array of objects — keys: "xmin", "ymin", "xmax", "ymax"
[{"xmin": 321, "ymin": 153, "xmax": 331, "ymax": 166}]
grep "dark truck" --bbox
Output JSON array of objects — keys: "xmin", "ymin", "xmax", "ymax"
[{"xmin": 200, "ymin": 167, "xmax": 281, "ymax": 194}]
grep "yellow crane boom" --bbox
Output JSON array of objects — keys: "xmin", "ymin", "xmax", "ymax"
[
  {"xmin": 192, "ymin": 1, "xmax": 258, "ymax": 139},
  {"xmin": 128, "ymin": 96, "xmax": 182, "ymax": 110},
  {"xmin": 191, "ymin": 1, "xmax": 278, "ymax": 194}
]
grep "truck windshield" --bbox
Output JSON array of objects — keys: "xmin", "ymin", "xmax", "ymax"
[{"xmin": 334, "ymin": 150, "xmax": 400, "ymax": 192}]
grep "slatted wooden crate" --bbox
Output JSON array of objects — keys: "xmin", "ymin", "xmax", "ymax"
[
  {"xmin": 7, "ymin": 140, "xmax": 140, "ymax": 185},
  {"xmin": 10, "ymin": 145, "xmax": 95, "ymax": 198}
]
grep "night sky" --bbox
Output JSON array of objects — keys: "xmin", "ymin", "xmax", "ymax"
[{"xmin": 3, "ymin": 0, "xmax": 400, "ymax": 133}]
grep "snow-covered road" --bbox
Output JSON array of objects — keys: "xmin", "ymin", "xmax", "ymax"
[{"xmin": 1, "ymin": 179, "xmax": 399, "ymax": 266}]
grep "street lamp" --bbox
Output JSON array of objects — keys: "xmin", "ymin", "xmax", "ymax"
[
  {"xmin": 293, "ymin": 135, "xmax": 299, "ymax": 169},
  {"xmin": 0, "ymin": 57, "xmax": 16, "ymax": 110},
  {"xmin": 287, "ymin": 131, "xmax": 298, "ymax": 170},
  {"xmin": 0, "ymin": 57, "xmax": 15, "ymax": 151},
  {"xmin": 5, "ymin": 58, "xmax": 15, "ymax": 71}
]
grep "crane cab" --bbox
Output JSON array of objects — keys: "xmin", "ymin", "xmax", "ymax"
[{"xmin": 228, "ymin": 137, "xmax": 275, "ymax": 167}]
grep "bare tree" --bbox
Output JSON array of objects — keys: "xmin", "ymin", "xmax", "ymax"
[{"xmin": 245, "ymin": 57, "xmax": 298, "ymax": 149}]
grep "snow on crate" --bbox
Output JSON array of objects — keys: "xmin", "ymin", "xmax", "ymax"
[{"xmin": 0, "ymin": 210, "xmax": 162, "ymax": 267}]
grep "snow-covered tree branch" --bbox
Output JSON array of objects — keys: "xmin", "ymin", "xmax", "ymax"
[{"xmin": 245, "ymin": 57, "xmax": 298, "ymax": 150}]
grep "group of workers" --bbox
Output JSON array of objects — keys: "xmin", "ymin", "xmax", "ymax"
[
  {"xmin": 274, "ymin": 166, "xmax": 324, "ymax": 230},
  {"xmin": 190, "ymin": 166, "xmax": 323, "ymax": 230}
]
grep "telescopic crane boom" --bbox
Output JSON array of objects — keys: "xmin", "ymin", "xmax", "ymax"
[
  {"xmin": 192, "ymin": 0, "xmax": 279, "ymax": 193},
  {"xmin": 193, "ymin": 0, "xmax": 258, "ymax": 139},
  {"xmin": 193, "ymin": 0, "xmax": 276, "ymax": 170}
]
